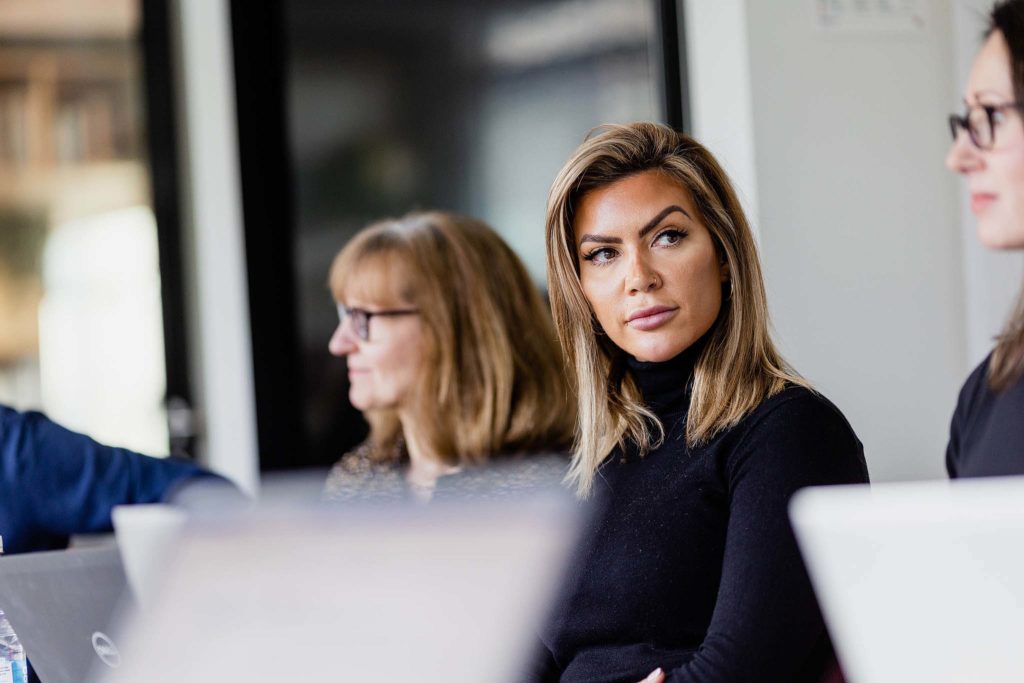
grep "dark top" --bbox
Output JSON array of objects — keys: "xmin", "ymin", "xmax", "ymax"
[
  {"xmin": 0, "ymin": 405, "xmax": 223, "ymax": 554},
  {"xmin": 946, "ymin": 353, "xmax": 1024, "ymax": 478},
  {"xmin": 537, "ymin": 348, "xmax": 869, "ymax": 683}
]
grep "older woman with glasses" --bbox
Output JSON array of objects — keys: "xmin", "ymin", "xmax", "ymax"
[
  {"xmin": 534, "ymin": 122, "xmax": 869, "ymax": 683},
  {"xmin": 945, "ymin": 0, "xmax": 1024, "ymax": 478},
  {"xmin": 322, "ymin": 210, "xmax": 575, "ymax": 501}
]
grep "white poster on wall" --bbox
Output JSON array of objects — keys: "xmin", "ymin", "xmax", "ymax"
[{"xmin": 815, "ymin": 0, "xmax": 929, "ymax": 34}]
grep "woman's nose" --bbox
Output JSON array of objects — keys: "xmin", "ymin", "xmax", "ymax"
[
  {"xmin": 328, "ymin": 322, "xmax": 356, "ymax": 357},
  {"xmin": 946, "ymin": 129, "xmax": 983, "ymax": 175},
  {"xmin": 625, "ymin": 254, "xmax": 661, "ymax": 293}
]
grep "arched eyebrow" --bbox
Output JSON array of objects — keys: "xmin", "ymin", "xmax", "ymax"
[
  {"xmin": 578, "ymin": 204, "xmax": 690, "ymax": 247},
  {"xmin": 965, "ymin": 89, "xmax": 1014, "ymax": 105},
  {"xmin": 637, "ymin": 205, "xmax": 689, "ymax": 238}
]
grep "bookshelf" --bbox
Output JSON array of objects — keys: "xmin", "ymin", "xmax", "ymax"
[
  {"xmin": 0, "ymin": 7, "xmax": 144, "ymax": 368},
  {"xmin": 0, "ymin": 44, "xmax": 140, "ymax": 174}
]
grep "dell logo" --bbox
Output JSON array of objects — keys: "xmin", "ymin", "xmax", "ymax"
[{"xmin": 91, "ymin": 631, "xmax": 122, "ymax": 668}]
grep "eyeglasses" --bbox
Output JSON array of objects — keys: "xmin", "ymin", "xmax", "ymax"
[
  {"xmin": 336, "ymin": 304, "xmax": 418, "ymax": 341},
  {"xmin": 948, "ymin": 101, "xmax": 1024, "ymax": 150}
]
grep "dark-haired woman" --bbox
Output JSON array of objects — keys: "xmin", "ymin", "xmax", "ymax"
[{"xmin": 946, "ymin": 0, "xmax": 1024, "ymax": 477}]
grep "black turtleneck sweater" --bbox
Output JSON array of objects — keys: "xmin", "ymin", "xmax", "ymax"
[{"xmin": 537, "ymin": 348, "xmax": 869, "ymax": 683}]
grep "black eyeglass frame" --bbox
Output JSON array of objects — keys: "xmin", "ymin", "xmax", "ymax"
[
  {"xmin": 336, "ymin": 304, "xmax": 419, "ymax": 341},
  {"xmin": 949, "ymin": 101, "xmax": 1024, "ymax": 150}
]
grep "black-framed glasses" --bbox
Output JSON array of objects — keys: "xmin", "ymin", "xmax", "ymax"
[
  {"xmin": 336, "ymin": 304, "xmax": 419, "ymax": 341},
  {"xmin": 948, "ymin": 101, "xmax": 1024, "ymax": 150}
]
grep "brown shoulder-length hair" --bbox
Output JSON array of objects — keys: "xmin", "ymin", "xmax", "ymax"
[
  {"xmin": 545, "ymin": 122, "xmax": 805, "ymax": 496},
  {"xmin": 329, "ymin": 210, "xmax": 575, "ymax": 466},
  {"xmin": 987, "ymin": 0, "xmax": 1024, "ymax": 390}
]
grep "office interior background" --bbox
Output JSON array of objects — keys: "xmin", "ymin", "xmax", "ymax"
[{"xmin": 0, "ymin": 0, "xmax": 1018, "ymax": 495}]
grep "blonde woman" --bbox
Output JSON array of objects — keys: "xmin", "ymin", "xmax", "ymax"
[
  {"xmin": 536, "ymin": 123, "xmax": 868, "ymax": 683},
  {"xmin": 323, "ymin": 210, "xmax": 575, "ymax": 501}
]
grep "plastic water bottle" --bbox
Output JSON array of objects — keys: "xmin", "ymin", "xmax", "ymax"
[{"xmin": 0, "ymin": 537, "xmax": 27, "ymax": 683}]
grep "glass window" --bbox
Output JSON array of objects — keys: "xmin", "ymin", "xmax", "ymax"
[
  {"xmin": 0, "ymin": 0, "xmax": 169, "ymax": 454},
  {"xmin": 283, "ymin": 0, "xmax": 668, "ymax": 467}
]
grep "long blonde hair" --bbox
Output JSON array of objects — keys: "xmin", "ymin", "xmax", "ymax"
[
  {"xmin": 545, "ymin": 122, "xmax": 804, "ymax": 496},
  {"xmin": 330, "ymin": 210, "xmax": 575, "ymax": 466}
]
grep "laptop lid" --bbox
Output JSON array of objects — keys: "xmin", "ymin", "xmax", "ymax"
[
  {"xmin": 111, "ymin": 505, "xmax": 187, "ymax": 610},
  {"xmin": 790, "ymin": 477, "xmax": 1024, "ymax": 683},
  {"xmin": 98, "ymin": 491, "xmax": 579, "ymax": 683},
  {"xmin": 0, "ymin": 546, "xmax": 131, "ymax": 683}
]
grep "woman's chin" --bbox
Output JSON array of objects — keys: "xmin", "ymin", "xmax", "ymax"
[
  {"xmin": 628, "ymin": 341, "xmax": 689, "ymax": 364},
  {"xmin": 348, "ymin": 393, "xmax": 371, "ymax": 412},
  {"xmin": 977, "ymin": 219, "xmax": 1024, "ymax": 250}
]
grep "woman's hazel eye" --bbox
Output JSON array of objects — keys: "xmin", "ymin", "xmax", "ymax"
[{"xmin": 583, "ymin": 247, "xmax": 616, "ymax": 264}]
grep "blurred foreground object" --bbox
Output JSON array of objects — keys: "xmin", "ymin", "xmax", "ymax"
[
  {"xmin": 792, "ymin": 477, "xmax": 1024, "ymax": 683},
  {"xmin": 0, "ymin": 546, "xmax": 127, "ymax": 683},
  {"xmin": 99, "ymin": 487, "xmax": 579, "ymax": 682}
]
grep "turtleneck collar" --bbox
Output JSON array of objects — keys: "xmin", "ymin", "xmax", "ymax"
[{"xmin": 624, "ymin": 337, "xmax": 705, "ymax": 417}]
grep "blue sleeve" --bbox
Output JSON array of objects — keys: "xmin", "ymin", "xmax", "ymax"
[
  {"xmin": 0, "ymin": 405, "xmax": 222, "ymax": 554},
  {"xmin": 665, "ymin": 394, "xmax": 868, "ymax": 683}
]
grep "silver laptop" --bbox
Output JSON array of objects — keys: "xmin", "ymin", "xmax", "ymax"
[
  {"xmin": 790, "ymin": 477, "xmax": 1024, "ymax": 683},
  {"xmin": 99, "ymin": 489, "xmax": 580, "ymax": 683},
  {"xmin": 0, "ymin": 545, "xmax": 132, "ymax": 683}
]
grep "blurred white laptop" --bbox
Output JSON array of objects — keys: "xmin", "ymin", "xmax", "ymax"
[
  {"xmin": 790, "ymin": 477, "xmax": 1024, "ymax": 683},
  {"xmin": 97, "ymin": 489, "xmax": 579, "ymax": 683}
]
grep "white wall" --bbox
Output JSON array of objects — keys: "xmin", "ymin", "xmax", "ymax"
[
  {"xmin": 687, "ymin": 0, "xmax": 980, "ymax": 481},
  {"xmin": 683, "ymin": 0, "xmax": 759, "ymax": 230}
]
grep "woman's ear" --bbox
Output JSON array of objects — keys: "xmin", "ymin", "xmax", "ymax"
[{"xmin": 719, "ymin": 259, "xmax": 730, "ymax": 283}]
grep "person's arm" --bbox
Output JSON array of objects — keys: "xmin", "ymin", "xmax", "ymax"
[
  {"xmin": 662, "ymin": 394, "xmax": 868, "ymax": 683},
  {"xmin": 0, "ymin": 406, "xmax": 225, "ymax": 554}
]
